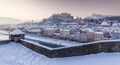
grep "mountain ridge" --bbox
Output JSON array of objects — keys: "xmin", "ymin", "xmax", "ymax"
[{"xmin": 0, "ymin": 17, "xmax": 22, "ymax": 24}]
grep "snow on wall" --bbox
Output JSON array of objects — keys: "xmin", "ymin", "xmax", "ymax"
[
  {"xmin": 0, "ymin": 30, "xmax": 9, "ymax": 35},
  {"xmin": 0, "ymin": 40, "xmax": 11, "ymax": 45},
  {"xmin": 19, "ymin": 39, "xmax": 120, "ymax": 58},
  {"xmin": 25, "ymin": 35, "xmax": 120, "ymax": 48}
]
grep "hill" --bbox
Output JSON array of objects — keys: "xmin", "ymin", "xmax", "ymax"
[{"xmin": 0, "ymin": 17, "xmax": 22, "ymax": 24}]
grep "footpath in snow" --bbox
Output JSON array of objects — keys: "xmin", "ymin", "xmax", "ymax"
[{"xmin": 0, "ymin": 42, "xmax": 120, "ymax": 65}]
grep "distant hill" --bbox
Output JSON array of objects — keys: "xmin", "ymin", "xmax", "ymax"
[
  {"xmin": 40, "ymin": 13, "xmax": 74, "ymax": 26},
  {"xmin": 12, "ymin": 13, "xmax": 120, "ymax": 26},
  {"xmin": 86, "ymin": 13, "xmax": 106, "ymax": 19},
  {"xmin": 84, "ymin": 14, "xmax": 120, "ymax": 24},
  {"xmin": 0, "ymin": 17, "xmax": 22, "ymax": 25}
]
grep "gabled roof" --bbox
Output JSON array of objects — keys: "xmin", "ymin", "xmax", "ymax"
[
  {"xmin": 10, "ymin": 29, "xmax": 25, "ymax": 35},
  {"xmin": 101, "ymin": 21, "xmax": 110, "ymax": 26},
  {"xmin": 95, "ymin": 32, "xmax": 103, "ymax": 34},
  {"xmin": 85, "ymin": 28, "xmax": 95, "ymax": 32},
  {"xmin": 112, "ymin": 23, "xmax": 117, "ymax": 26}
]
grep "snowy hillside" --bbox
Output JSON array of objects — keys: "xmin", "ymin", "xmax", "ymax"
[
  {"xmin": 0, "ymin": 17, "xmax": 22, "ymax": 24},
  {"xmin": 86, "ymin": 13, "xmax": 106, "ymax": 19},
  {"xmin": 0, "ymin": 42, "xmax": 120, "ymax": 65}
]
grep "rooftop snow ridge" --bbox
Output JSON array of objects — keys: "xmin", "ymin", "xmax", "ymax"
[
  {"xmin": 10, "ymin": 29, "xmax": 25, "ymax": 35},
  {"xmin": 101, "ymin": 21, "xmax": 110, "ymax": 26}
]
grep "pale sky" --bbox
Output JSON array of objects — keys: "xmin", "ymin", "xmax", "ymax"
[{"xmin": 0, "ymin": 0, "xmax": 120, "ymax": 21}]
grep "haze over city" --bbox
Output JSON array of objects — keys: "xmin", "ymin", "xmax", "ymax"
[{"xmin": 0, "ymin": 0, "xmax": 120, "ymax": 23}]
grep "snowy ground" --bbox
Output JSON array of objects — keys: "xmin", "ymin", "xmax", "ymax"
[
  {"xmin": 0, "ymin": 30, "xmax": 9, "ymax": 40},
  {"xmin": 0, "ymin": 42, "xmax": 120, "ymax": 65},
  {"xmin": 0, "ymin": 30, "xmax": 9, "ymax": 35},
  {"xmin": 0, "ymin": 34, "xmax": 9, "ymax": 40}
]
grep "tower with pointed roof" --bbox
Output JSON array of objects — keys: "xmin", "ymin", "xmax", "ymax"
[{"xmin": 9, "ymin": 29, "xmax": 25, "ymax": 42}]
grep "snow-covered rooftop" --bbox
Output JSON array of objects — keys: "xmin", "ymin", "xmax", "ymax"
[
  {"xmin": 112, "ymin": 23, "xmax": 117, "ymax": 27},
  {"xmin": 112, "ymin": 23, "xmax": 120, "ymax": 27},
  {"xmin": 84, "ymin": 28, "xmax": 94, "ymax": 32},
  {"xmin": 60, "ymin": 28, "xmax": 70, "ymax": 31},
  {"xmin": 101, "ymin": 21, "xmax": 110, "ymax": 26},
  {"xmin": 95, "ymin": 32, "xmax": 103, "ymax": 34},
  {"xmin": 0, "ymin": 42, "xmax": 120, "ymax": 65},
  {"xmin": 10, "ymin": 29, "xmax": 25, "ymax": 35}
]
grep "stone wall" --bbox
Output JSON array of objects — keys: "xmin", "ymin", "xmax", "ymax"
[
  {"xmin": 20, "ymin": 40, "xmax": 52, "ymax": 57},
  {"xmin": 50, "ymin": 41, "xmax": 120, "ymax": 58},
  {"xmin": 0, "ymin": 40, "xmax": 11, "ymax": 45},
  {"xmin": 19, "ymin": 40, "xmax": 120, "ymax": 58}
]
